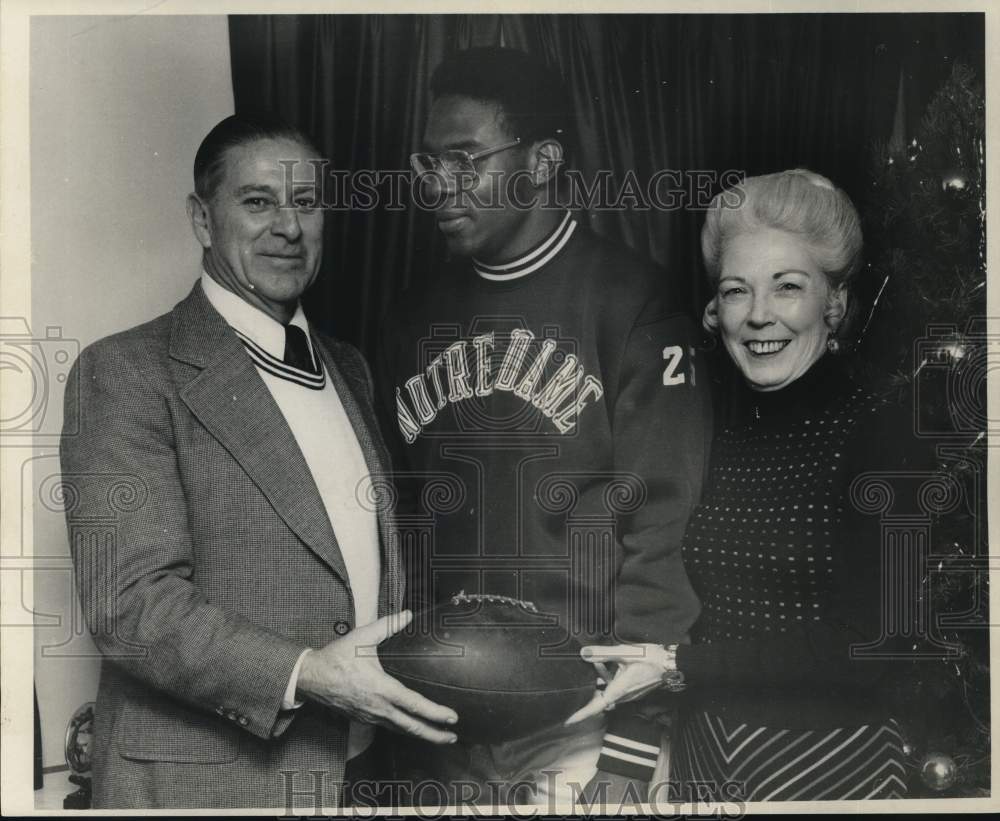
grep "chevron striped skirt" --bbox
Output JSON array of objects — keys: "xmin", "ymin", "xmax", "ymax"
[{"xmin": 670, "ymin": 711, "xmax": 908, "ymax": 801}]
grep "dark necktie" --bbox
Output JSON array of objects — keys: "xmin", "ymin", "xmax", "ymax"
[{"xmin": 283, "ymin": 324, "xmax": 316, "ymax": 373}]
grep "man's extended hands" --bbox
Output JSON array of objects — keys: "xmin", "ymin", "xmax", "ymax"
[{"xmin": 297, "ymin": 610, "xmax": 459, "ymax": 744}]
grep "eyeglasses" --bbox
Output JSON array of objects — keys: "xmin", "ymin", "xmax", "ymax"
[{"xmin": 410, "ymin": 138, "xmax": 522, "ymax": 178}]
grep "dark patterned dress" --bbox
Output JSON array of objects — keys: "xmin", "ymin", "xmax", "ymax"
[{"xmin": 668, "ymin": 355, "xmax": 927, "ymax": 801}]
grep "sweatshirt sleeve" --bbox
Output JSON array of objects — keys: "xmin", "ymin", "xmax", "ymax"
[
  {"xmin": 611, "ymin": 305, "xmax": 710, "ymax": 645},
  {"xmin": 675, "ymin": 399, "xmax": 936, "ymax": 690},
  {"xmin": 596, "ymin": 306, "xmax": 710, "ymax": 781}
]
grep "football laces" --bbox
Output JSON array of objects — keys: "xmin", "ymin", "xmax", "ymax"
[{"xmin": 450, "ymin": 590, "xmax": 539, "ymax": 613}]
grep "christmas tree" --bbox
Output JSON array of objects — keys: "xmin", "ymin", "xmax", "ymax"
[{"xmin": 853, "ymin": 62, "xmax": 989, "ymax": 797}]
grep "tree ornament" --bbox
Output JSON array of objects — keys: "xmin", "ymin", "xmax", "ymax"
[
  {"xmin": 941, "ymin": 168, "xmax": 968, "ymax": 193},
  {"xmin": 920, "ymin": 752, "xmax": 958, "ymax": 791},
  {"xmin": 930, "ymin": 333, "xmax": 967, "ymax": 363}
]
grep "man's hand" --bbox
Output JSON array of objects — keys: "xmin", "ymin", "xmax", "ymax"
[
  {"xmin": 565, "ymin": 644, "xmax": 666, "ymax": 725},
  {"xmin": 297, "ymin": 610, "xmax": 458, "ymax": 744}
]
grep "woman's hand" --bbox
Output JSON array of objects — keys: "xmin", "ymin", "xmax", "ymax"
[{"xmin": 565, "ymin": 644, "xmax": 669, "ymax": 725}]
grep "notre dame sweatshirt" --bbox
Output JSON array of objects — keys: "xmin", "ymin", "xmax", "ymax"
[{"xmin": 376, "ymin": 209, "xmax": 711, "ymax": 650}]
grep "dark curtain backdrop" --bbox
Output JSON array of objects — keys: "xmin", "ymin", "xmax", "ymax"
[{"xmin": 228, "ymin": 13, "xmax": 983, "ymax": 357}]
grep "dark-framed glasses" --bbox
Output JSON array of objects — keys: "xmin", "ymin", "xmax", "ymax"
[{"xmin": 410, "ymin": 138, "xmax": 522, "ymax": 177}]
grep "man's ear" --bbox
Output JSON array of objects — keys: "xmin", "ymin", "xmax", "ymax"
[
  {"xmin": 531, "ymin": 139, "xmax": 564, "ymax": 186},
  {"xmin": 186, "ymin": 193, "xmax": 212, "ymax": 249},
  {"xmin": 703, "ymin": 296, "xmax": 720, "ymax": 334},
  {"xmin": 825, "ymin": 284, "xmax": 848, "ymax": 333}
]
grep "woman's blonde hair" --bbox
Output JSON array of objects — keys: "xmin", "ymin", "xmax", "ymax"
[{"xmin": 701, "ymin": 169, "xmax": 864, "ymax": 292}]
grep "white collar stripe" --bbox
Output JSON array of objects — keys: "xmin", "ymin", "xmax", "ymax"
[
  {"xmin": 239, "ymin": 328, "xmax": 319, "ymax": 375},
  {"xmin": 236, "ymin": 330, "xmax": 326, "ymax": 390},
  {"xmin": 474, "ymin": 211, "xmax": 573, "ymax": 274},
  {"xmin": 248, "ymin": 353, "xmax": 326, "ymax": 389},
  {"xmin": 476, "ymin": 220, "xmax": 577, "ymax": 282}
]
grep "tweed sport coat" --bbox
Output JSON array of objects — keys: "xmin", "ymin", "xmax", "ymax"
[{"xmin": 59, "ymin": 281, "xmax": 402, "ymax": 809}]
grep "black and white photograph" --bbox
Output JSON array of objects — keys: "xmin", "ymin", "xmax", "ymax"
[{"xmin": 0, "ymin": 1, "xmax": 994, "ymax": 815}]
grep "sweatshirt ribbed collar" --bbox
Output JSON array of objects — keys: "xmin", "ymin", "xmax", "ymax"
[{"xmin": 472, "ymin": 210, "xmax": 577, "ymax": 282}]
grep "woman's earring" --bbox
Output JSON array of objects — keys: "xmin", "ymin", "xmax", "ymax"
[{"xmin": 826, "ymin": 336, "xmax": 840, "ymax": 354}]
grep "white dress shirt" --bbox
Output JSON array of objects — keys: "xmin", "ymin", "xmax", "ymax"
[{"xmin": 201, "ymin": 272, "xmax": 380, "ymax": 759}]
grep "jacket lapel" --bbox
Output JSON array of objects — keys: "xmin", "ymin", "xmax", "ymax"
[
  {"xmin": 312, "ymin": 337, "xmax": 402, "ymax": 617},
  {"xmin": 169, "ymin": 284, "xmax": 351, "ymax": 588}
]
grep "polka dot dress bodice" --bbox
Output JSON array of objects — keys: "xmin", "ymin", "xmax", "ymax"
[{"xmin": 683, "ymin": 367, "xmax": 879, "ymax": 645}]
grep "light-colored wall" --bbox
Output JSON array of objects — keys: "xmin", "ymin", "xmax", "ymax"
[{"xmin": 30, "ymin": 14, "xmax": 234, "ymax": 769}]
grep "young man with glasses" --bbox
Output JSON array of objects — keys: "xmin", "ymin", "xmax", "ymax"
[{"xmin": 376, "ymin": 47, "xmax": 712, "ymax": 808}]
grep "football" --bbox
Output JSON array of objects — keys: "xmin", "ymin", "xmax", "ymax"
[{"xmin": 378, "ymin": 592, "xmax": 596, "ymax": 743}]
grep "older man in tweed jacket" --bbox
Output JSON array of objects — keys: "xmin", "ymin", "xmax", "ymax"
[{"xmin": 59, "ymin": 115, "xmax": 457, "ymax": 810}]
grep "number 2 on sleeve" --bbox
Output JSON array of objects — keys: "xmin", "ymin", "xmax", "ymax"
[{"xmin": 662, "ymin": 345, "xmax": 686, "ymax": 386}]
